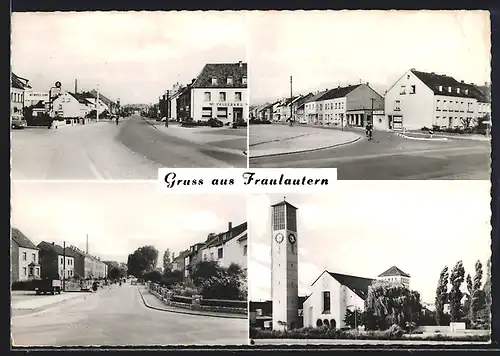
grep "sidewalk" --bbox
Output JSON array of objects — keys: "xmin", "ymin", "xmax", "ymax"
[
  {"xmin": 138, "ymin": 287, "xmax": 247, "ymax": 319},
  {"xmin": 405, "ymin": 130, "xmax": 490, "ymax": 142},
  {"xmin": 249, "ymin": 125, "xmax": 361, "ymax": 158},
  {"xmin": 11, "ymin": 291, "xmax": 92, "ymax": 316}
]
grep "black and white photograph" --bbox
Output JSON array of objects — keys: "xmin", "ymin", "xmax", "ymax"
[
  {"xmin": 248, "ymin": 11, "xmax": 491, "ymax": 180},
  {"xmin": 247, "ymin": 181, "xmax": 491, "ymax": 345},
  {"xmin": 10, "ymin": 182, "xmax": 248, "ymax": 346},
  {"xmin": 11, "ymin": 11, "xmax": 248, "ymax": 180}
]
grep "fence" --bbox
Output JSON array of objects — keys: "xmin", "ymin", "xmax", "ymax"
[{"xmin": 148, "ymin": 282, "xmax": 247, "ymax": 315}]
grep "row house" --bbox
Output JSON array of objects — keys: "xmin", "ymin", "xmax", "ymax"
[
  {"xmin": 384, "ymin": 69, "xmax": 491, "ymax": 131},
  {"xmin": 200, "ymin": 222, "xmax": 248, "ymax": 271},
  {"xmin": 67, "ymin": 245, "xmax": 108, "ymax": 279},
  {"xmin": 292, "ymin": 93, "xmax": 314, "ymax": 123},
  {"xmin": 37, "ymin": 241, "xmax": 75, "ymax": 280},
  {"xmin": 191, "ymin": 61, "xmax": 248, "ymax": 125},
  {"xmin": 280, "ymin": 96, "xmax": 302, "ymax": 122},
  {"xmin": 183, "ymin": 242, "xmax": 206, "ymax": 278},
  {"xmin": 11, "ymin": 228, "xmax": 40, "ymax": 282},
  {"xmin": 171, "ymin": 249, "xmax": 189, "ymax": 274},
  {"xmin": 272, "ymin": 99, "xmax": 287, "ymax": 121},
  {"xmin": 51, "ymin": 92, "xmax": 92, "ymax": 121},
  {"xmin": 90, "ymin": 90, "xmax": 118, "ymax": 114},
  {"xmin": 304, "ymin": 90, "xmax": 329, "ymax": 124},
  {"xmin": 11, "ymin": 73, "xmax": 32, "ymax": 121}
]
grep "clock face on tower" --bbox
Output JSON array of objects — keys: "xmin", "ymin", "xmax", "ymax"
[
  {"xmin": 288, "ymin": 233, "xmax": 296, "ymax": 244},
  {"xmin": 275, "ymin": 233, "xmax": 284, "ymax": 244}
]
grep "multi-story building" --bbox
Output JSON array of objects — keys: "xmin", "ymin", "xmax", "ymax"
[
  {"xmin": 11, "ymin": 228, "xmax": 40, "ymax": 282},
  {"xmin": 176, "ymin": 82, "xmax": 193, "ymax": 121},
  {"xmin": 51, "ymin": 92, "xmax": 91, "ymax": 119},
  {"xmin": 172, "ymin": 249, "xmax": 189, "ymax": 273},
  {"xmin": 11, "ymin": 73, "xmax": 32, "ymax": 121},
  {"xmin": 165, "ymin": 82, "xmax": 184, "ymax": 121},
  {"xmin": 190, "ymin": 61, "xmax": 248, "ymax": 124},
  {"xmin": 384, "ymin": 69, "xmax": 490, "ymax": 131},
  {"xmin": 184, "ymin": 242, "xmax": 206, "ymax": 278},
  {"xmin": 200, "ymin": 222, "xmax": 248, "ymax": 270},
  {"xmin": 68, "ymin": 245, "xmax": 108, "ymax": 279},
  {"xmin": 37, "ymin": 241, "xmax": 76, "ymax": 280},
  {"xmin": 377, "ymin": 266, "xmax": 411, "ymax": 289},
  {"xmin": 304, "ymin": 90, "xmax": 329, "ymax": 124},
  {"xmin": 89, "ymin": 90, "xmax": 116, "ymax": 114},
  {"xmin": 292, "ymin": 93, "xmax": 314, "ymax": 123}
]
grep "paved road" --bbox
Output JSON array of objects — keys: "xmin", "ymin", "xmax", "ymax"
[
  {"xmin": 11, "ymin": 116, "xmax": 246, "ymax": 180},
  {"xmin": 11, "ymin": 284, "xmax": 248, "ymax": 347},
  {"xmin": 249, "ymin": 130, "xmax": 490, "ymax": 180},
  {"xmin": 252, "ymin": 338, "xmax": 488, "ymax": 345}
]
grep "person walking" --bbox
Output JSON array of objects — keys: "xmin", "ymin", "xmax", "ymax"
[
  {"xmin": 115, "ymin": 115, "xmax": 119, "ymax": 126},
  {"xmin": 365, "ymin": 121, "xmax": 373, "ymax": 141}
]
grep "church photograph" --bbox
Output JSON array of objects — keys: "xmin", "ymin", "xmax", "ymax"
[{"xmin": 247, "ymin": 181, "xmax": 491, "ymax": 344}]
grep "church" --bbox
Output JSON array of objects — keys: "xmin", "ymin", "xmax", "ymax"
[{"xmin": 267, "ymin": 199, "xmax": 411, "ymax": 331}]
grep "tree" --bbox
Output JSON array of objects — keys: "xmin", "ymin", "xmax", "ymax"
[
  {"xmin": 435, "ymin": 266, "xmax": 449, "ymax": 325},
  {"xmin": 189, "ymin": 260, "xmax": 246, "ymax": 300},
  {"xmin": 344, "ymin": 308, "xmax": 365, "ymax": 329},
  {"xmin": 364, "ymin": 280, "xmax": 422, "ymax": 330},
  {"xmin": 161, "ymin": 269, "xmax": 183, "ymax": 287},
  {"xmin": 143, "ymin": 270, "xmax": 162, "ymax": 283},
  {"xmin": 449, "ymin": 260, "xmax": 465, "ymax": 322},
  {"xmin": 470, "ymin": 260, "xmax": 486, "ymax": 322},
  {"xmin": 127, "ymin": 245, "xmax": 159, "ymax": 277},
  {"xmin": 163, "ymin": 249, "xmax": 172, "ymax": 272},
  {"xmin": 464, "ymin": 273, "xmax": 473, "ymax": 319},
  {"xmin": 481, "ymin": 258, "xmax": 492, "ymax": 322}
]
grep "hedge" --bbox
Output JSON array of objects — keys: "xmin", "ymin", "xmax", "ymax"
[
  {"xmin": 249, "ymin": 119, "xmax": 272, "ymax": 125},
  {"xmin": 200, "ymin": 298, "xmax": 247, "ymax": 308},
  {"xmin": 171, "ymin": 295, "xmax": 193, "ymax": 304},
  {"xmin": 12, "ymin": 280, "xmax": 37, "ymax": 291}
]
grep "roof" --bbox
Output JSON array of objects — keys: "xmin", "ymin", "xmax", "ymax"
[
  {"xmin": 378, "ymin": 266, "xmax": 411, "ymax": 278},
  {"xmin": 11, "ymin": 73, "xmax": 32, "ymax": 90},
  {"xmin": 310, "ymin": 270, "xmax": 374, "ymax": 300},
  {"xmin": 33, "ymin": 100, "xmax": 46, "ymax": 109},
  {"xmin": 411, "ymin": 69, "xmax": 487, "ymax": 102},
  {"xmin": 271, "ymin": 200, "xmax": 298, "ymax": 210},
  {"xmin": 294, "ymin": 93, "xmax": 314, "ymax": 108},
  {"xmin": 192, "ymin": 62, "xmax": 247, "ymax": 89},
  {"xmin": 203, "ymin": 222, "xmax": 248, "ymax": 249},
  {"xmin": 319, "ymin": 84, "xmax": 362, "ymax": 101},
  {"xmin": 67, "ymin": 92, "xmax": 90, "ymax": 104},
  {"xmin": 90, "ymin": 90, "xmax": 115, "ymax": 106},
  {"xmin": 37, "ymin": 241, "xmax": 77, "ymax": 257},
  {"xmin": 474, "ymin": 84, "xmax": 491, "ymax": 103},
  {"xmin": 12, "ymin": 228, "xmax": 38, "ymax": 250},
  {"xmin": 304, "ymin": 89, "xmax": 330, "ymax": 103}
]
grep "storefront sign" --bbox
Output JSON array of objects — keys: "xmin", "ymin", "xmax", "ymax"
[
  {"xmin": 208, "ymin": 102, "xmax": 243, "ymax": 107},
  {"xmin": 25, "ymin": 92, "xmax": 49, "ymax": 101}
]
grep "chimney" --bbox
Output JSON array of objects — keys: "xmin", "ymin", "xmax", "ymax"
[
  {"xmin": 431, "ymin": 72, "xmax": 435, "ymax": 74},
  {"xmin": 366, "ymin": 82, "xmax": 369, "ymax": 86},
  {"xmin": 461, "ymin": 80, "xmax": 464, "ymax": 83},
  {"xmin": 52, "ymin": 242, "xmax": 55, "ymax": 245},
  {"xmin": 228, "ymin": 222, "xmax": 233, "ymax": 231},
  {"xmin": 75, "ymin": 79, "xmax": 78, "ymax": 93},
  {"xmin": 238, "ymin": 61, "xmax": 242, "ymax": 67}
]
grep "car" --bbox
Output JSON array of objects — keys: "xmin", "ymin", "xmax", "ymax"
[{"xmin": 12, "ymin": 118, "xmax": 27, "ymax": 129}]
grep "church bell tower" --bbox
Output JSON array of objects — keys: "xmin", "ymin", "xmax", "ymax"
[{"xmin": 270, "ymin": 199, "xmax": 299, "ymax": 331}]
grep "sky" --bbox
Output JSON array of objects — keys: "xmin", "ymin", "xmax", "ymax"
[
  {"xmin": 11, "ymin": 11, "xmax": 247, "ymax": 105},
  {"xmin": 248, "ymin": 181, "xmax": 491, "ymax": 304},
  {"xmin": 248, "ymin": 10, "xmax": 491, "ymax": 105},
  {"xmin": 11, "ymin": 182, "xmax": 247, "ymax": 265}
]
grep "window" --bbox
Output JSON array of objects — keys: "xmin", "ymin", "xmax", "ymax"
[
  {"xmin": 465, "ymin": 89, "xmax": 469, "ymax": 95},
  {"xmin": 410, "ymin": 85, "xmax": 416, "ymax": 94},
  {"xmin": 219, "ymin": 92, "xmax": 226, "ymax": 102},
  {"xmin": 235, "ymin": 92, "xmax": 242, "ymax": 102},
  {"xmin": 22, "ymin": 267, "xmax": 27, "ymax": 276},
  {"xmin": 287, "ymin": 207, "xmax": 297, "ymax": 232},
  {"xmin": 468, "ymin": 102, "xmax": 473, "ymax": 112},
  {"xmin": 323, "ymin": 291, "xmax": 331, "ymax": 313},
  {"xmin": 456, "ymin": 88, "xmax": 460, "ymax": 94},
  {"xmin": 243, "ymin": 245, "xmax": 248, "ymax": 256},
  {"xmin": 217, "ymin": 247, "xmax": 223, "ymax": 259},
  {"xmin": 242, "ymin": 76, "xmax": 247, "ymax": 85},
  {"xmin": 22, "ymin": 252, "xmax": 27, "ymax": 261},
  {"xmin": 217, "ymin": 107, "xmax": 228, "ymax": 118},
  {"xmin": 436, "ymin": 100, "xmax": 441, "ymax": 111},
  {"xmin": 460, "ymin": 102, "xmax": 464, "ymax": 112},
  {"xmin": 443, "ymin": 100, "xmax": 447, "ymax": 111},
  {"xmin": 210, "ymin": 252, "xmax": 214, "ymax": 260},
  {"xmin": 202, "ymin": 107, "xmax": 212, "ymax": 118},
  {"xmin": 32, "ymin": 253, "xmax": 36, "ymax": 262},
  {"xmin": 204, "ymin": 92, "xmax": 211, "ymax": 101},
  {"xmin": 60, "ymin": 257, "xmax": 64, "ymax": 265},
  {"xmin": 400, "ymin": 85, "xmax": 406, "ymax": 95},
  {"xmin": 394, "ymin": 100, "xmax": 401, "ymax": 111},
  {"xmin": 439, "ymin": 85, "xmax": 443, "ymax": 91},
  {"xmin": 227, "ymin": 77, "xmax": 233, "ymax": 85},
  {"xmin": 35, "ymin": 267, "xmax": 40, "ymax": 276},
  {"xmin": 272, "ymin": 204, "xmax": 285, "ymax": 230},
  {"xmin": 211, "ymin": 77, "xmax": 218, "ymax": 85},
  {"xmin": 448, "ymin": 86, "xmax": 452, "ymax": 93}
]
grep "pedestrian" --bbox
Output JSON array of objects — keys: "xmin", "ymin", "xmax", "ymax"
[
  {"xmin": 115, "ymin": 115, "xmax": 119, "ymax": 126},
  {"xmin": 365, "ymin": 121, "xmax": 373, "ymax": 140}
]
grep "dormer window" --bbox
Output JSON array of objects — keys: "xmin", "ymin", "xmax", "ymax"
[
  {"xmin": 211, "ymin": 77, "xmax": 218, "ymax": 85},
  {"xmin": 456, "ymin": 88, "xmax": 460, "ymax": 94},
  {"xmin": 227, "ymin": 77, "xmax": 233, "ymax": 85},
  {"xmin": 448, "ymin": 86, "xmax": 452, "ymax": 93},
  {"xmin": 242, "ymin": 76, "xmax": 247, "ymax": 85},
  {"xmin": 439, "ymin": 85, "xmax": 443, "ymax": 91},
  {"xmin": 465, "ymin": 89, "xmax": 469, "ymax": 95}
]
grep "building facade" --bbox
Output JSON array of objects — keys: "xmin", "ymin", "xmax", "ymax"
[
  {"xmin": 377, "ymin": 266, "xmax": 411, "ymax": 289},
  {"xmin": 11, "ymin": 228, "xmax": 40, "ymax": 282},
  {"xmin": 200, "ymin": 222, "xmax": 248, "ymax": 270},
  {"xmin": 51, "ymin": 92, "xmax": 90, "ymax": 119},
  {"xmin": 37, "ymin": 241, "xmax": 75, "ymax": 280},
  {"xmin": 304, "ymin": 90, "xmax": 329, "ymax": 124},
  {"xmin": 68, "ymin": 245, "xmax": 107, "ymax": 279},
  {"xmin": 176, "ymin": 84, "xmax": 193, "ymax": 121},
  {"xmin": 11, "ymin": 73, "xmax": 31, "ymax": 121},
  {"xmin": 271, "ymin": 200, "xmax": 299, "ymax": 331},
  {"xmin": 190, "ymin": 62, "xmax": 248, "ymax": 124},
  {"xmin": 384, "ymin": 69, "xmax": 490, "ymax": 131}
]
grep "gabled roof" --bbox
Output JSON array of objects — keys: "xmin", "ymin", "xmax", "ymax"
[
  {"xmin": 378, "ymin": 265, "xmax": 411, "ymax": 278},
  {"xmin": 11, "ymin": 73, "xmax": 32, "ymax": 90},
  {"xmin": 192, "ymin": 62, "xmax": 247, "ymax": 89},
  {"xmin": 33, "ymin": 100, "xmax": 46, "ymax": 109},
  {"xmin": 294, "ymin": 93, "xmax": 314, "ymax": 108},
  {"xmin": 271, "ymin": 200, "xmax": 298, "ymax": 210},
  {"xmin": 12, "ymin": 228, "xmax": 38, "ymax": 250},
  {"xmin": 67, "ymin": 92, "xmax": 90, "ymax": 105},
  {"xmin": 304, "ymin": 89, "xmax": 330, "ymax": 104},
  {"xmin": 90, "ymin": 90, "xmax": 115, "ymax": 106},
  {"xmin": 411, "ymin": 69, "xmax": 487, "ymax": 101},
  {"xmin": 319, "ymin": 84, "xmax": 362, "ymax": 101},
  {"xmin": 311, "ymin": 270, "xmax": 374, "ymax": 300},
  {"xmin": 37, "ymin": 241, "xmax": 77, "ymax": 257},
  {"xmin": 203, "ymin": 222, "xmax": 248, "ymax": 249}
]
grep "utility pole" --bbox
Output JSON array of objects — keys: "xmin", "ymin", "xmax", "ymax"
[
  {"xmin": 96, "ymin": 84, "xmax": 100, "ymax": 122},
  {"xmin": 63, "ymin": 241, "xmax": 66, "ymax": 291},
  {"xmin": 165, "ymin": 90, "xmax": 170, "ymax": 127},
  {"xmin": 370, "ymin": 97, "xmax": 375, "ymax": 126},
  {"xmin": 290, "ymin": 76, "xmax": 293, "ymax": 126},
  {"xmin": 86, "ymin": 234, "xmax": 89, "ymax": 254}
]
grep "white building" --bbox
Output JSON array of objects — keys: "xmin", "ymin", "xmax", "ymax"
[
  {"xmin": 270, "ymin": 200, "xmax": 299, "ymax": 331},
  {"xmin": 201, "ymin": 222, "xmax": 248, "ymax": 270},
  {"xmin": 303, "ymin": 271, "xmax": 373, "ymax": 329},
  {"xmin": 304, "ymin": 90, "xmax": 329, "ymax": 124},
  {"xmin": 51, "ymin": 92, "xmax": 90, "ymax": 119},
  {"xmin": 167, "ymin": 82, "xmax": 184, "ymax": 121},
  {"xmin": 11, "ymin": 73, "xmax": 32, "ymax": 121},
  {"xmin": 11, "ymin": 228, "xmax": 40, "ymax": 282},
  {"xmin": 190, "ymin": 62, "xmax": 248, "ymax": 125},
  {"xmin": 377, "ymin": 265, "xmax": 411, "ymax": 289},
  {"xmin": 384, "ymin": 68, "xmax": 491, "ymax": 131}
]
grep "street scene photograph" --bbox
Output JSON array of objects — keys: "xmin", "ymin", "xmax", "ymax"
[
  {"xmin": 11, "ymin": 11, "xmax": 248, "ymax": 180},
  {"xmin": 11, "ymin": 182, "xmax": 249, "ymax": 346},
  {"xmin": 247, "ymin": 181, "xmax": 491, "ymax": 345},
  {"xmin": 248, "ymin": 11, "xmax": 491, "ymax": 179}
]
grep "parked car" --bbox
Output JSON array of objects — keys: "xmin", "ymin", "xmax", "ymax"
[
  {"xmin": 34, "ymin": 278, "xmax": 62, "ymax": 295},
  {"xmin": 11, "ymin": 117, "xmax": 27, "ymax": 129}
]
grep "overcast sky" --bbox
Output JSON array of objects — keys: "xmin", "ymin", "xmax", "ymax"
[
  {"xmin": 248, "ymin": 10, "xmax": 491, "ymax": 104},
  {"xmin": 11, "ymin": 182, "xmax": 246, "ymax": 265},
  {"xmin": 248, "ymin": 181, "xmax": 491, "ymax": 304},
  {"xmin": 11, "ymin": 11, "xmax": 247, "ymax": 105}
]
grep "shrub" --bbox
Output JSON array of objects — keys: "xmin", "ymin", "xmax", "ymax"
[
  {"xmin": 179, "ymin": 287, "xmax": 198, "ymax": 297},
  {"xmin": 171, "ymin": 295, "xmax": 192, "ymax": 304},
  {"xmin": 12, "ymin": 280, "xmax": 38, "ymax": 291},
  {"xmin": 385, "ymin": 324, "xmax": 404, "ymax": 338},
  {"xmin": 199, "ymin": 298, "xmax": 247, "ymax": 309}
]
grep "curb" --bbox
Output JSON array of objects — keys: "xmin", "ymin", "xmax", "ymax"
[
  {"xmin": 249, "ymin": 136, "xmax": 362, "ymax": 159},
  {"xmin": 137, "ymin": 288, "xmax": 247, "ymax": 320},
  {"xmin": 11, "ymin": 293, "xmax": 93, "ymax": 319},
  {"xmin": 249, "ymin": 133, "xmax": 310, "ymax": 148},
  {"xmin": 394, "ymin": 132, "xmax": 448, "ymax": 142},
  {"xmin": 402, "ymin": 132, "xmax": 490, "ymax": 142}
]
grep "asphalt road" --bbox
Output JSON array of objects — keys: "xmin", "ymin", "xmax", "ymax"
[
  {"xmin": 11, "ymin": 284, "xmax": 248, "ymax": 347},
  {"xmin": 11, "ymin": 116, "xmax": 246, "ymax": 180},
  {"xmin": 249, "ymin": 131, "xmax": 490, "ymax": 180}
]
